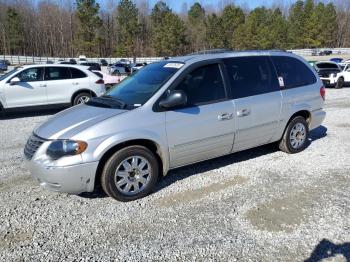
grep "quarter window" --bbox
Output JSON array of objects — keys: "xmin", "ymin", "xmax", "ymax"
[
  {"xmin": 16, "ymin": 68, "xmax": 43, "ymax": 82},
  {"xmin": 271, "ymin": 56, "xmax": 317, "ymax": 89},
  {"xmin": 175, "ymin": 64, "xmax": 226, "ymax": 105},
  {"xmin": 44, "ymin": 67, "xmax": 71, "ymax": 81},
  {"xmin": 224, "ymin": 56, "xmax": 279, "ymax": 99},
  {"xmin": 70, "ymin": 68, "xmax": 87, "ymax": 78}
]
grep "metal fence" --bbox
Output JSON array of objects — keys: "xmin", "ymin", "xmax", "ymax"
[
  {"xmin": 0, "ymin": 55, "xmax": 163, "ymax": 66},
  {"xmin": 287, "ymin": 48, "xmax": 350, "ymax": 56},
  {"xmin": 2, "ymin": 48, "xmax": 350, "ymax": 65}
]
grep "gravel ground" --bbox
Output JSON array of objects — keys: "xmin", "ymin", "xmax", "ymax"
[{"xmin": 0, "ymin": 88, "xmax": 349, "ymax": 261}]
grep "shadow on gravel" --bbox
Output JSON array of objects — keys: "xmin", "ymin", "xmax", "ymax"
[
  {"xmin": 308, "ymin": 125, "xmax": 327, "ymax": 143},
  {"xmin": 0, "ymin": 107, "xmax": 63, "ymax": 120},
  {"xmin": 305, "ymin": 239, "xmax": 350, "ymax": 262},
  {"xmin": 156, "ymin": 125, "xmax": 328, "ymax": 193},
  {"xmin": 77, "ymin": 125, "xmax": 328, "ymax": 199}
]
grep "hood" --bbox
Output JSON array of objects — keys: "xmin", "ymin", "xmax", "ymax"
[{"xmin": 35, "ymin": 104, "xmax": 127, "ymax": 139}]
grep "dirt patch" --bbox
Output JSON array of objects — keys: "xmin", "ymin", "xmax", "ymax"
[
  {"xmin": 157, "ymin": 175, "xmax": 248, "ymax": 207},
  {"xmin": 0, "ymin": 230, "xmax": 33, "ymax": 249},
  {"xmin": 0, "ymin": 175, "xmax": 33, "ymax": 192},
  {"xmin": 246, "ymin": 169, "xmax": 350, "ymax": 232},
  {"xmin": 336, "ymin": 123, "xmax": 350, "ymax": 128}
]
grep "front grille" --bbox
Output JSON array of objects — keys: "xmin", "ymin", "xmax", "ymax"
[{"xmin": 24, "ymin": 133, "xmax": 46, "ymax": 160}]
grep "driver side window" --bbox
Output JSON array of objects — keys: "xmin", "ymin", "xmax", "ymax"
[
  {"xmin": 16, "ymin": 68, "xmax": 43, "ymax": 82},
  {"xmin": 175, "ymin": 63, "xmax": 226, "ymax": 106}
]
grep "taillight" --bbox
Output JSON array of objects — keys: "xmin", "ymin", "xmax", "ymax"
[
  {"xmin": 320, "ymin": 86, "xmax": 326, "ymax": 101},
  {"xmin": 95, "ymin": 79, "xmax": 104, "ymax": 84}
]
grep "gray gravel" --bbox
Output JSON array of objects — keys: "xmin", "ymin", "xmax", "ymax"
[{"xmin": 1, "ymin": 89, "xmax": 350, "ymax": 261}]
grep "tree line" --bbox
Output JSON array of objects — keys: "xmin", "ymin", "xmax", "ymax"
[{"xmin": 0, "ymin": 0, "xmax": 349, "ymax": 58}]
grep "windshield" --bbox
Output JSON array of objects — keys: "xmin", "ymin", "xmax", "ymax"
[
  {"xmin": 103, "ymin": 61, "xmax": 183, "ymax": 107},
  {"xmin": 316, "ymin": 63, "xmax": 339, "ymax": 69},
  {"xmin": 0, "ymin": 68, "xmax": 18, "ymax": 81}
]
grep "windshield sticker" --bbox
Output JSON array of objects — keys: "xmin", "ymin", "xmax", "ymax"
[
  {"xmin": 134, "ymin": 104, "xmax": 142, "ymax": 107},
  {"xmin": 278, "ymin": 76, "xmax": 285, "ymax": 87},
  {"xmin": 164, "ymin": 63, "xmax": 184, "ymax": 69}
]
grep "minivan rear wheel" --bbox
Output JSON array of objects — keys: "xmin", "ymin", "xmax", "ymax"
[
  {"xmin": 279, "ymin": 116, "xmax": 309, "ymax": 154},
  {"xmin": 101, "ymin": 146, "xmax": 159, "ymax": 201}
]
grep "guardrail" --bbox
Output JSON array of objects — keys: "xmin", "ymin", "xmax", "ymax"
[
  {"xmin": 0, "ymin": 55, "xmax": 163, "ymax": 66},
  {"xmin": 287, "ymin": 48, "xmax": 350, "ymax": 56}
]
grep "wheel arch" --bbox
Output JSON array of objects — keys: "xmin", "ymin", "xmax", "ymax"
[{"xmin": 94, "ymin": 139, "xmax": 165, "ymax": 191}]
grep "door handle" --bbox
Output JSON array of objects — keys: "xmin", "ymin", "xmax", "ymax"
[
  {"xmin": 218, "ymin": 113, "xmax": 233, "ymax": 121},
  {"xmin": 72, "ymin": 82, "xmax": 79, "ymax": 85},
  {"xmin": 39, "ymin": 84, "xmax": 47, "ymax": 87},
  {"xmin": 237, "ymin": 109, "xmax": 250, "ymax": 117}
]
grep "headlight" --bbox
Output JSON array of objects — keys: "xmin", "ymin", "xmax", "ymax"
[
  {"xmin": 46, "ymin": 140, "xmax": 87, "ymax": 159},
  {"xmin": 332, "ymin": 73, "xmax": 337, "ymax": 78}
]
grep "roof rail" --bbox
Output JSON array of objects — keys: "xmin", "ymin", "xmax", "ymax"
[{"xmin": 187, "ymin": 48, "xmax": 233, "ymax": 56}]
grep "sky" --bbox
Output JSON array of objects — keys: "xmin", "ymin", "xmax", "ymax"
[{"xmin": 98, "ymin": 0, "xmax": 298, "ymax": 13}]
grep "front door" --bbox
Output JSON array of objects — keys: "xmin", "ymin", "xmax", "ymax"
[
  {"xmin": 4, "ymin": 67, "xmax": 46, "ymax": 108},
  {"xmin": 165, "ymin": 63, "xmax": 235, "ymax": 168}
]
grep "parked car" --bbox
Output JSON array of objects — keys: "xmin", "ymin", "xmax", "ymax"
[
  {"xmin": 80, "ymin": 62, "xmax": 101, "ymax": 71},
  {"xmin": 108, "ymin": 63, "xmax": 131, "ymax": 75},
  {"xmin": 24, "ymin": 51, "xmax": 326, "ymax": 201},
  {"xmin": 69, "ymin": 58, "xmax": 77, "ymax": 65},
  {"xmin": 334, "ymin": 62, "xmax": 350, "ymax": 89},
  {"xmin": 314, "ymin": 61, "xmax": 342, "ymax": 88},
  {"xmin": 92, "ymin": 70, "xmax": 127, "ymax": 90},
  {"xmin": 0, "ymin": 64, "xmax": 105, "ymax": 113},
  {"xmin": 46, "ymin": 60, "xmax": 54, "ymax": 64},
  {"xmin": 131, "ymin": 62, "xmax": 147, "ymax": 73},
  {"xmin": 319, "ymin": 50, "xmax": 332, "ymax": 56},
  {"xmin": 0, "ymin": 60, "xmax": 8, "ymax": 72},
  {"xmin": 4, "ymin": 60, "xmax": 11, "ymax": 66},
  {"xmin": 330, "ymin": 58, "xmax": 343, "ymax": 64},
  {"xmin": 100, "ymin": 59, "xmax": 108, "ymax": 66}
]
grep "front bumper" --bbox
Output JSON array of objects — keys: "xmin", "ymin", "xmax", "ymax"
[{"xmin": 25, "ymin": 159, "xmax": 99, "ymax": 194}]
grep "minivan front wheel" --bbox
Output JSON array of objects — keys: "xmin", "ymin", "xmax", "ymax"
[
  {"xmin": 279, "ymin": 116, "xmax": 309, "ymax": 154},
  {"xmin": 101, "ymin": 146, "xmax": 159, "ymax": 201}
]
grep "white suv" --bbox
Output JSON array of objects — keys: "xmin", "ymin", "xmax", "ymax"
[
  {"xmin": 0, "ymin": 64, "xmax": 105, "ymax": 113},
  {"xmin": 336, "ymin": 62, "xmax": 350, "ymax": 89}
]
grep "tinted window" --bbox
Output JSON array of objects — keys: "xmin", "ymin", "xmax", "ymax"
[
  {"xmin": 104, "ymin": 61, "xmax": 182, "ymax": 107},
  {"xmin": 16, "ymin": 68, "xmax": 43, "ymax": 82},
  {"xmin": 70, "ymin": 68, "xmax": 87, "ymax": 78},
  {"xmin": 45, "ymin": 67, "xmax": 71, "ymax": 80},
  {"xmin": 224, "ymin": 56, "xmax": 279, "ymax": 99},
  {"xmin": 271, "ymin": 56, "xmax": 317, "ymax": 89},
  {"xmin": 175, "ymin": 64, "xmax": 226, "ymax": 105}
]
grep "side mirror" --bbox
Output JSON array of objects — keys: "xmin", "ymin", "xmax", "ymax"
[
  {"xmin": 159, "ymin": 90, "xmax": 187, "ymax": 109},
  {"xmin": 10, "ymin": 77, "xmax": 20, "ymax": 85}
]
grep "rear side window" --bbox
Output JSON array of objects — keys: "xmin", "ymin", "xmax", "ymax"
[
  {"xmin": 45, "ymin": 67, "xmax": 71, "ymax": 80},
  {"xmin": 271, "ymin": 56, "xmax": 317, "ymax": 89},
  {"xmin": 175, "ymin": 63, "xmax": 226, "ymax": 105},
  {"xmin": 70, "ymin": 68, "xmax": 87, "ymax": 78},
  {"xmin": 224, "ymin": 56, "xmax": 279, "ymax": 99}
]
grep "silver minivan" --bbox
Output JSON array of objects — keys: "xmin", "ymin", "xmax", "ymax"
[{"xmin": 25, "ymin": 51, "xmax": 326, "ymax": 201}]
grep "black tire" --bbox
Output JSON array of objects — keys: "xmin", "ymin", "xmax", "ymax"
[
  {"xmin": 72, "ymin": 92, "xmax": 92, "ymax": 106},
  {"xmin": 101, "ymin": 146, "xmax": 159, "ymax": 202},
  {"xmin": 279, "ymin": 116, "xmax": 309, "ymax": 154},
  {"xmin": 335, "ymin": 77, "xmax": 344, "ymax": 89}
]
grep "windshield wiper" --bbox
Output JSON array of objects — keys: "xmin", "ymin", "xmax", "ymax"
[
  {"xmin": 86, "ymin": 96, "xmax": 126, "ymax": 109},
  {"xmin": 101, "ymin": 95, "xmax": 127, "ymax": 108}
]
